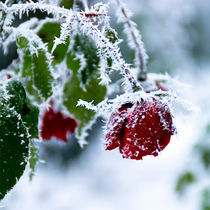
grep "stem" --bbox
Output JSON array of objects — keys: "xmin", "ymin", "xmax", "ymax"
[
  {"xmin": 124, "ymin": 68, "xmax": 142, "ymax": 92},
  {"xmin": 115, "ymin": 0, "xmax": 148, "ymax": 81},
  {"xmin": 77, "ymin": 14, "xmax": 142, "ymax": 92},
  {"xmin": 0, "ymin": 3, "xmax": 7, "ymax": 44},
  {"xmin": 0, "ymin": 2, "xmax": 106, "ymax": 22},
  {"xmin": 79, "ymin": 12, "xmax": 106, "ymax": 17}
]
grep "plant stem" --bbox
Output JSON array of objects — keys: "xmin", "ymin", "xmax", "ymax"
[
  {"xmin": 77, "ymin": 15, "xmax": 142, "ymax": 92},
  {"xmin": 115, "ymin": 0, "xmax": 148, "ymax": 81}
]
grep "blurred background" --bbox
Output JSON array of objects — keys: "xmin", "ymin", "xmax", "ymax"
[{"xmin": 1, "ymin": 0, "xmax": 210, "ymax": 209}]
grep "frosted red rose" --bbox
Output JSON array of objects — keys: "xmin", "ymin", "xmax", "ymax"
[{"xmin": 104, "ymin": 98, "xmax": 176, "ymax": 160}]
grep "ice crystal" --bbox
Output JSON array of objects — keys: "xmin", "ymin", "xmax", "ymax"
[{"xmin": 114, "ymin": 0, "xmax": 148, "ymax": 77}]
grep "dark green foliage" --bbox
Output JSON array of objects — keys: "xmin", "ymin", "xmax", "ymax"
[
  {"xmin": 0, "ymin": 80, "xmax": 39, "ymax": 200},
  {"xmin": 29, "ymin": 141, "xmax": 39, "ymax": 181},
  {"xmin": 60, "ymin": 0, "xmax": 74, "ymax": 9},
  {"xmin": 38, "ymin": 22, "xmax": 69, "ymax": 65},
  {"xmin": 6, "ymin": 80, "xmax": 39, "ymax": 138},
  {"xmin": 6, "ymin": 80, "xmax": 27, "ymax": 113},
  {"xmin": 0, "ymin": 102, "xmax": 28, "ymax": 200},
  {"xmin": 197, "ymin": 146, "xmax": 210, "ymax": 169},
  {"xmin": 176, "ymin": 171, "xmax": 196, "ymax": 196},
  {"xmin": 105, "ymin": 28, "xmax": 118, "ymax": 44},
  {"xmin": 33, "ymin": 49, "xmax": 53, "ymax": 99},
  {"xmin": 72, "ymin": 34, "xmax": 100, "ymax": 84},
  {"xmin": 16, "ymin": 34, "xmax": 54, "ymax": 100},
  {"xmin": 63, "ymin": 35, "xmax": 106, "ymax": 136},
  {"xmin": 7, "ymin": 0, "xmax": 27, "ymax": 6}
]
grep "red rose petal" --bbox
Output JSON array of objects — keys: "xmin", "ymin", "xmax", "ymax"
[
  {"xmin": 104, "ymin": 98, "xmax": 176, "ymax": 160},
  {"xmin": 104, "ymin": 103, "xmax": 133, "ymax": 150},
  {"xmin": 41, "ymin": 108, "xmax": 78, "ymax": 142},
  {"xmin": 120, "ymin": 99, "xmax": 175, "ymax": 159}
]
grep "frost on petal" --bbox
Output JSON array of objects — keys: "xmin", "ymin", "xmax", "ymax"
[
  {"xmin": 104, "ymin": 103, "xmax": 133, "ymax": 150},
  {"xmin": 119, "ymin": 98, "xmax": 176, "ymax": 160}
]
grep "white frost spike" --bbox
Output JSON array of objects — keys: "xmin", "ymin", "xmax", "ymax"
[
  {"xmin": 76, "ymin": 13, "xmax": 139, "ymax": 91},
  {"xmin": 51, "ymin": 15, "xmax": 75, "ymax": 53},
  {"xmin": 99, "ymin": 58, "xmax": 111, "ymax": 85},
  {"xmin": 114, "ymin": 0, "xmax": 148, "ymax": 76},
  {"xmin": 76, "ymin": 53, "xmax": 88, "ymax": 90},
  {"xmin": 77, "ymin": 88, "xmax": 175, "ymax": 120},
  {"xmin": 1, "ymin": 2, "xmax": 106, "ymax": 34},
  {"xmin": 3, "ymin": 18, "xmax": 39, "ymax": 55}
]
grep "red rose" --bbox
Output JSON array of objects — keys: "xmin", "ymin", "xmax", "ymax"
[
  {"xmin": 41, "ymin": 107, "xmax": 78, "ymax": 142},
  {"xmin": 104, "ymin": 98, "xmax": 176, "ymax": 160}
]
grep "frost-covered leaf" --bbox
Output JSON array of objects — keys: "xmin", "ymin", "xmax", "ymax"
[
  {"xmin": 29, "ymin": 141, "xmax": 39, "ymax": 181},
  {"xmin": 38, "ymin": 22, "xmax": 69, "ymax": 65},
  {"xmin": 6, "ymin": 80, "xmax": 39, "ymax": 138},
  {"xmin": 7, "ymin": 0, "xmax": 27, "ymax": 6},
  {"xmin": 105, "ymin": 28, "xmax": 118, "ymax": 44},
  {"xmin": 33, "ymin": 48, "xmax": 53, "ymax": 99},
  {"xmin": 16, "ymin": 34, "xmax": 54, "ymax": 100},
  {"xmin": 60, "ymin": 0, "xmax": 74, "ymax": 9},
  {"xmin": 0, "ymin": 101, "xmax": 28, "ymax": 200},
  {"xmin": 6, "ymin": 79, "xmax": 27, "ymax": 113},
  {"xmin": 175, "ymin": 171, "xmax": 196, "ymax": 196},
  {"xmin": 0, "ymin": 80, "xmax": 39, "ymax": 200},
  {"xmin": 63, "ymin": 34, "xmax": 106, "ymax": 138}
]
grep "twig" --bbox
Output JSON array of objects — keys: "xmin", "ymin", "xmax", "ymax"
[
  {"xmin": 76, "ymin": 14, "xmax": 142, "ymax": 92},
  {"xmin": 115, "ymin": 0, "xmax": 148, "ymax": 81}
]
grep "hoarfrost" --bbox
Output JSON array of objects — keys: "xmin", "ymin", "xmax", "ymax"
[{"xmin": 114, "ymin": 0, "xmax": 148, "ymax": 75}]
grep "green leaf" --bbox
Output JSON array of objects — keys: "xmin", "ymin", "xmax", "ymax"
[
  {"xmin": 6, "ymin": 79, "xmax": 26, "ymax": 113},
  {"xmin": 0, "ymin": 14, "xmax": 6, "ymax": 39},
  {"xmin": 16, "ymin": 34, "xmax": 54, "ymax": 100},
  {"xmin": 60, "ymin": 0, "xmax": 74, "ymax": 9},
  {"xmin": 33, "ymin": 49, "xmax": 54, "ymax": 99},
  {"xmin": 16, "ymin": 36, "xmax": 29, "ymax": 49},
  {"xmin": 196, "ymin": 145, "xmax": 210, "ymax": 170},
  {"xmin": 105, "ymin": 28, "xmax": 118, "ymax": 44},
  {"xmin": 6, "ymin": 0, "xmax": 28, "ymax": 6},
  {"xmin": 175, "ymin": 171, "xmax": 196, "ymax": 196},
  {"xmin": 63, "ymin": 35, "xmax": 106, "ymax": 136},
  {"xmin": 38, "ymin": 22, "xmax": 69, "ymax": 65},
  {"xmin": 0, "ymin": 80, "xmax": 39, "ymax": 200},
  {"xmin": 202, "ymin": 189, "xmax": 210, "ymax": 210},
  {"xmin": 22, "ymin": 101, "xmax": 39, "ymax": 139},
  {"xmin": 29, "ymin": 141, "xmax": 39, "ymax": 181},
  {"xmin": 0, "ymin": 102, "xmax": 28, "ymax": 200},
  {"xmin": 6, "ymin": 80, "xmax": 39, "ymax": 138}
]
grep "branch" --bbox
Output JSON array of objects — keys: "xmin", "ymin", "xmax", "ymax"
[
  {"xmin": 79, "ymin": 12, "xmax": 105, "ymax": 17},
  {"xmin": 76, "ymin": 14, "xmax": 142, "ymax": 92},
  {"xmin": 0, "ymin": 2, "xmax": 7, "ymax": 13},
  {"xmin": 115, "ymin": 0, "xmax": 148, "ymax": 81},
  {"xmin": 0, "ymin": 2, "xmax": 106, "ymax": 28}
]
